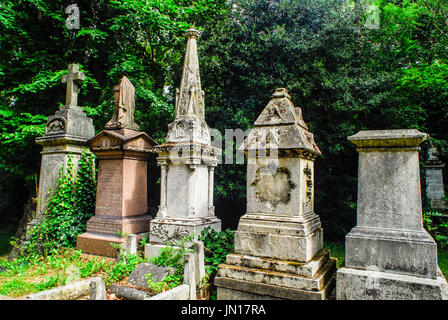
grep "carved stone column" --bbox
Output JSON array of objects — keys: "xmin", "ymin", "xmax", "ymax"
[
  {"xmin": 159, "ymin": 161, "xmax": 168, "ymax": 217},
  {"xmin": 208, "ymin": 166, "xmax": 215, "ymax": 215}
]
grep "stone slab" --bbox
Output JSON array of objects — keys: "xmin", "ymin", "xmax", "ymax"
[
  {"xmin": 128, "ymin": 263, "xmax": 173, "ymax": 288},
  {"xmin": 26, "ymin": 277, "xmax": 102, "ymax": 300},
  {"xmin": 345, "ymin": 226, "xmax": 438, "ymax": 279},
  {"xmin": 215, "ymin": 258, "xmax": 336, "ymax": 300},
  {"xmin": 77, "ymin": 232, "xmax": 147, "ymax": 258},
  {"xmin": 225, "ymin": 250, "xmax": 331, "ymax": 278},
  {"xmin": 234, "ymin": 227, "xmax": 323, "ymax": 263},
  {"xmin": 336, "ymin": 267, "xmax": 448, "ymax": 300},
  {"xmin": 148, "ymin": 284, "xmax": 190, "ymax": 300},
  {"xmin": 217, "ymin": 256, "xmax": 336, "ymax": 292}
]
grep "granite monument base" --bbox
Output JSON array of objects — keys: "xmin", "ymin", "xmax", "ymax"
[
  {"xmin": 146, "ymin": 217, "xmax": 221, "ymax": 258},
  {"xmin": 77, "ymin": 231, "xmax": 148, "ymax": 258},
  {"xmin": 215, "ymin": 250, "xmax": 336, "ymax": 300},
  {"xmin": 337, "ymin": 266, "xmax": 448, "ymax": 300}
]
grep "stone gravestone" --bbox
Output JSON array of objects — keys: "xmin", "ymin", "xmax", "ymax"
[
  {"xmin": 76, "ymin": 76, "xmax": 157, "ymax": 257},
  {"xmin": 28, "ymin": 63, "xmax": 95, "ymax": 236},
  {"xmin": 146, "ymin": 28, "xmax": 221, "ymax": 257},
  {"xmin": 424, "ymin": 141, "xmax": 447, "ymax": 212},
  {"xmin": 214, "ymin": 88, "xmax": 336, "ymax": 300},
  {"xmin": 336, "ymin": 129, "xmax": 448, "ymax": 300}
]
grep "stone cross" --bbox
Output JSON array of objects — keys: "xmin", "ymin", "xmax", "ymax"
[{"xmin": 61, "ymin": 63, "xmax": 85, "ymax": 108}]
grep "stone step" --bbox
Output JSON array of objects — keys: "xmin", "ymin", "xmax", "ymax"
[
  {"xmin": 225, "ymin": 249, "xmax": 331, "ymax": 278},
  {"xmin": 217, "ymin": 256, "xmax": 336, "ymax": 292}
]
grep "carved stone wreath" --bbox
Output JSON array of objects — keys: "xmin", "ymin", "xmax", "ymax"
[
  {"xmin": 151, "ymin": 224, "xmax": 191, "ymax": 244},
  {"xmin": 251, "ymin": 166, "xmax": 296, "ymax": 209}
]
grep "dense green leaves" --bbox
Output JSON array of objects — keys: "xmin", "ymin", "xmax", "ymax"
[{"xmin": 23, "ymin": 151, "xmax": 96, "ymax": 256}]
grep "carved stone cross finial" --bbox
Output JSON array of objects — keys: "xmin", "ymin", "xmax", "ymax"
[{"xmin": 61, "ymin": 63, "xmax": 85, "ymax": 108}]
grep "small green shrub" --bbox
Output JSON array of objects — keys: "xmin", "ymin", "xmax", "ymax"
[
  {"xmin": 16, "ymin": 151, "xmax": 96, "ymax": 259},
  {"xmin": 146, "ymin": 236, "xmax": 194, "ymax": 294},
  {"xmin": 424, "ymin": 210, "xmax": 448, "ymax": 250},
  {"xmin": 199, "ymin": 227, "xmax": 234, "ymax": 275}
]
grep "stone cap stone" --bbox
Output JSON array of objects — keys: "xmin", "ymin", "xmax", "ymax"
[
  {"xmin": 89, "ymin": 129, "xmax": 157, "ymax": 153},
  {"xmin": 239, "ymin": 88, "xmax": 321, "ymax": 157},
  {"xmin": 348, "ymin": 129, "xmax": 428, "ymax": 148}
]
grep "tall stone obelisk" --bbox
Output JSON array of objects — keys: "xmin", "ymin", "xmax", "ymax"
[
  {"xmin": 146, "ymin": 28, "xmax": 221, "ymax": 256},
  {"xmin": 28, "ymin": 63, "xmax": 95, "ymax": 236}
]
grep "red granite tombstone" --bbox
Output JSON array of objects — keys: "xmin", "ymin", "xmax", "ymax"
[
  {"xmin": 77, "ymin": 76, "xmax": 157, "ymax": 257},
  {"xmin": 77, "ymin": 129, "xmax": 156, "ymax": 257}
]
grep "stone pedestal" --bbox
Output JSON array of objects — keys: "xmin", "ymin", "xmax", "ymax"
[
  {"xmin": 29, "ymin": 71, "xmax": 95, "ymax": 237},
  {"xmin": 215, "ymin": 88, "xmax": 336, "ymax": 300},
  {"xmin": 336, "ymin": 129, "xmax": 448, "ymax": 300},
  {"xmin": 77, "ymin": 129, "xmax": 157, "ymax": 257},
  {"xmin": 146, "ymin": 28, "xmax": 221, "ymax": 256}
]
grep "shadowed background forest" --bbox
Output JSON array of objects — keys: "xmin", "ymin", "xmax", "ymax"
[{"xmin": 1, "ymin": 0, "xmax": 447, "ymax": 242}]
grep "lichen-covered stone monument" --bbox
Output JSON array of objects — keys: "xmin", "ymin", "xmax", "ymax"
[
  {"xmin": 424, "ymin": 141, "xmax": 447, "ymax": 212},
  {"xmin": 214, "ymin": 88, "xmax": 336, "ymax": 300},
  {"xmin": 337, "ymin": 129, "xmax": 448, "ymax": 300},
  {"xmin": 146, "ymin": 28, "xmax": 221, "ymax": 257},
  {"xmin": 29, "ymin": 63, "xmax": 95, "ymax": 236},
  {"xmin": 76, "ymin": 76, "xmax": 157, "ymax": 257}
]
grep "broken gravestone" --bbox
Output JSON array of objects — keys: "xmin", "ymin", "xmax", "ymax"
[{"xmin": 127, "ymin": 263, "xmax": 174, "ymax": 288}]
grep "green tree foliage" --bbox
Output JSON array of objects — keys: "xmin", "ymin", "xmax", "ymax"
[{"xmin": 0, "ymin": 0, "xmax": 229, "ymax": 227}]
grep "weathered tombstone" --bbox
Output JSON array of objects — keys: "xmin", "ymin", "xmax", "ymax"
[
  {"xmin": 424, "ymin": 141, "xmax": 447, "ymax": 212},
  {"xmin": 76, "ymin": 76, "xmax": 157, "ymax": 257},
  {"xmin": 146, "ymin": 28, "xmax": 221, "ymax": 257},
  {"xmin": 214, "ymin": 88, "xmax": 336, "ymax": 300},
  {"xmin": 28, "ymin": 63, "xmax": 95, "ymax": 236},
  {"xmin": 337, "ymin": 129, "xmax": 448, "ymax": 300}
]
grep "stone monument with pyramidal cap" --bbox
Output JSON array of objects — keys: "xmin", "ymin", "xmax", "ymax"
[
  {"xmin": 336, "ymin": 129, "xmax": 448, "ymax": 300},
  {"xmin": 215, "ymin": 88, "xmax": 336, "ymax": 300},
  {"xmin": 146, "ymin": 28, "xmax": 221, "ymax": 257}
]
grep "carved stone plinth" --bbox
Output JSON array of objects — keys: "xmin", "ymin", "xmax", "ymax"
[
  {"xmin": 215, "ymin": 88, "xmax": 336, "ymax": 300},
  {"xmin": 336, "ymin": 129, "xmax": 448, "ymax": 300},
  {"xmin": 77, "ymin": 129, "xmax": 157, "ymax": 257},
  {"xmin": 216, "ymin": 251, "xmax": 336, "ymax": 300}
]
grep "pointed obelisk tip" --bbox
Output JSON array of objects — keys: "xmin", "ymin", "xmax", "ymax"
[
  {"xmin": 272, "ymin": 88, "xmax": 291, "ymax": 99},
  {"xmin": 185, "ymin": 27, "xmax": 201, "ymax": 40}
]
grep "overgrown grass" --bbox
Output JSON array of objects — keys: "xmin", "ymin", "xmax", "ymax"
[
  {"xmin": 438, "ymin": 250, "xmax": 448, "ymax": 278},
  {"xmin": 0, "ymin": 247, "xmax": 144, "ymax": 297},
  {"xmin": 324, "ymin": 242, "xmax": 345, "ymax": 268}
]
